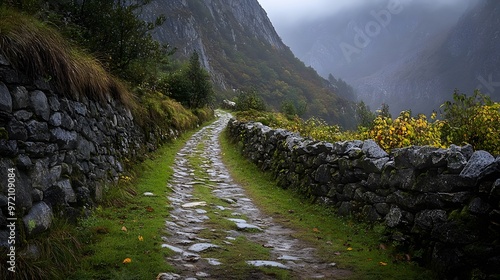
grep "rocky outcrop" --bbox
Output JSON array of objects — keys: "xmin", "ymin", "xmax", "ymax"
[
  {"xmin": 227, "ymin": 119, "xmax": 500, "ymax": 279},
  {"xmin": 143, "ymin": 0, "xmax": 285, "ymax": 67},
  {"xmin": 0, "ymin": 56, "xmax": 172, "ymax": 241}
]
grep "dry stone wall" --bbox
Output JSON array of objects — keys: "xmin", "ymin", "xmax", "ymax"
[
  {"xmin": 0, "ymin": 56, "xmax": 173, "ymax": 242},
  {"xmin": 227, "ymin": 119, "xmax": 500, "ymax": 279}
]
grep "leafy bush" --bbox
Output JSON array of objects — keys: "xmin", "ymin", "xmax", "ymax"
[
  {"xmin": 441, "ymin": 90, "xmax": 500, "ymax": 155},
  {"xmin": 280, "ymin": 99, "xmax": 297, "ymax": 119},
  {"xmin": 193, "ymin": 107, "xmax": 215, "ymax": 124},
  {"xmin": 235, "ymin": 91, "xmax": 267, "ymax": 112},
  {"xmin": 294, "ymin": 117, "xmax": 342, "ymax": 141},
  {"xmin": 235, "ymin": 111, "xmax": 358, "ymax": 143},
  {"xmin": 363, "ymin": 111, "xmax": 444, "ymax": 151}
]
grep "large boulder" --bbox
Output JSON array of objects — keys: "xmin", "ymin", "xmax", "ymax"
[
  {"xmin": 460, "ymin": 150, "xmax": 495, "ymax": 180},
  {"xmin": 362, "ymin": 139, "xmax": 388, "ymax": 159}
]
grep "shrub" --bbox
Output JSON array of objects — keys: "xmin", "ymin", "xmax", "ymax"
[
  {"xmin": 138, "ymin": 90, "xmax": 199, "ymax": 132},
  {"xmin": 363, "ymin": 111, "xmax": 444, "ymax": 151},
  {"xmin": 464, "ymin": 103, "xmax": 500, "ymax": 155},
  {"xmin": 235, "ymin": 91, "xmax": 267, "ymax": 112},
  {"xmin": 280, "ymin": 99, "xmax": 297, "ymax": 119},
  {"xmin": 235, "ymin": 111, "xmax": 358, "ymax": 143},
  {"xmin": 440, "ymin": 90, "xmax": 500, "ymax": 155}
]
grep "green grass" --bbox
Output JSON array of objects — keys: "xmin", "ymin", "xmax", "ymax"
[
  {"xmin": 220, "ymin": 129, "xmax": 438, "ymax": 280},
  {"xmin": 0, "ymin": 219, "xmax": 82, "ymax": 280},
  {"xmin": 70, "ymin": 129, "xmax": 203, "ymax": 280},
  {"xmin": 0, "ymin": 7, "xmax": 136, "ymax": 110}
]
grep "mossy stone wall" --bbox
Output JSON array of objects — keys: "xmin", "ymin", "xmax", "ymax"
[{"xmin": 227, "ymin": 119, "xmax": 500, "ymax": 279}]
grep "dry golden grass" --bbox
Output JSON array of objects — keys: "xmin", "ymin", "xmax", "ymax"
[{"xmin": 0, "ymin": 8, "xmax": 137, "ymax": 110}]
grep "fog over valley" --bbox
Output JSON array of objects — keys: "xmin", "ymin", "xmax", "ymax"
[{"xmin": 258, "ymin": 0, "xmax": 499, "ymax": 116}]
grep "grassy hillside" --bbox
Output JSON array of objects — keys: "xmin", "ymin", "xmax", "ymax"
[
  {"xmin": 0, "ymin": 8, "xmax": 135, "ymax": 109},
  {"xmin": 0, "ymin": 4, "xmax": 213, "ymax": 131},
  {"xmin": 143, "ymin": 0, "xmax": 357, "ymax": 128}
]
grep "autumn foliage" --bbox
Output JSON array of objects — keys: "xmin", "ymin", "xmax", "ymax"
[
  {"xmin": 362, "ymin": 111, "xmax": 444, "ymax": 151},
  {"xmin": 236, "ymin": 90, "xmax": 500, "ymax": 155}
]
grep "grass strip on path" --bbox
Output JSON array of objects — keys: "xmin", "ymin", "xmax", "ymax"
[
  {"xmin": 71, "ymin": 129, "xmax": 204, "ymax": 280},
  {"xmin": 219, "ymin": 129, "xmax": 437, "ymax": 280},
  {"xmin": 183, "ymin": 130, "xmax": 292, "ymax": 279}
]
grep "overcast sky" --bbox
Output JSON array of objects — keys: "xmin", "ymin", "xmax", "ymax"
[
  {"xmin": 257, "ymin": 0, "xmax": 472, "ymax": 30},
  {"xmin": 258, "ymin": 0, "xmax": 394, "ymax": 27}
]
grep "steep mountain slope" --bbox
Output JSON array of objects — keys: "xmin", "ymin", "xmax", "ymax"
[
  {"xmin": 274, "ymin": 0, "xmax": 499, "ymax": 115},
  {"xmin": 356, "ymin": 0, "xmax": 500, "ymax": 115},
  {"xmin": 141, "ymin": 0, "xmax": 355, "ymax": 128}
]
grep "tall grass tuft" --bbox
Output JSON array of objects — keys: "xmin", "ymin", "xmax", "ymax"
[
  {"xmin": 0, "ymin": 219, "xmax": 82, "ymax": 280},
  {"xmin": 0, "ymin": 7, "xmax": 137, "ymax": 110}
]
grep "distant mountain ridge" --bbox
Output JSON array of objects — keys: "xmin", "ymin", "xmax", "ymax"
[
  {"xmin": 141, "ymin": 0, "xmax": 356, "ymax": 128},
  {"xmin": 355, "ymin": 0, "xmax": 500, "ymax": 115},
  {"xmin": 276, "ymin": 0, "xmax": 500, "ymax": 115}
]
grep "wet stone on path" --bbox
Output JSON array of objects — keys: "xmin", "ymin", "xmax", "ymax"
[{"xmin": 157, "ymin": 111, "xmax": 349, "ymax": 279}]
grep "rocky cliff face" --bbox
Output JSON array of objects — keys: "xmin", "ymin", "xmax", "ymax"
[
  {"xmin": 142, "ymin": 0, "xmax": 285, "ymax": 86},
  {"xmin": 141, "ymin": 0, "xmax": 356, "ymax": 127}
]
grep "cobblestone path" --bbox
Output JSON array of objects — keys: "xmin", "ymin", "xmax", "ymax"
[{"xmin": 157, "ymin": 112, "xmax": 350, "ymax": 280}]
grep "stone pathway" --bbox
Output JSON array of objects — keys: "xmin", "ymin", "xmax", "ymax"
[{"xmin": 157, "ymin": 111, "xmax": 351, "ymax": 280}]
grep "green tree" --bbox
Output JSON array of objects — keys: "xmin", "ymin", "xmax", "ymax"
[
  {"xmin": 280, "ymin": 100, "xmax": 297, "ymax": 119},
  {"xmin": 9, "ymin": 0, "xmax": 167, "ymax": 84},
  {"xmin": 377, "ymin": 103, "xmax": 392, "ymax": 119},
  {"xmin": 164, "ymin": 68, "xmax": 191, "ymax": 105},
  {"xmin": 236, "ymin": 90, "xmax": 266, "ymax": 112},
  {"xmin": 164, "ymin": 52, "xmax": 213, "ymax": 108},
  {"xmin": 186, "ymin": 51, "xmax": 213, "ymax": 108},
  {"xmin": 356, "ymin": 101, "xmax": 376, "ymax": 129}
]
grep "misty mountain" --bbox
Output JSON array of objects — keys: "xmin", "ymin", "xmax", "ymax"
[
  {"xmin": 276, "ymin": 0, "xmax": 500, "ymax": 115},
  {"xmin": 141, "ymin": 0, "xmax": 355, "ymax": 128},
  {"xmin": 356, "ymin": 0, "xmax": 500, "ymax": 115}
]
